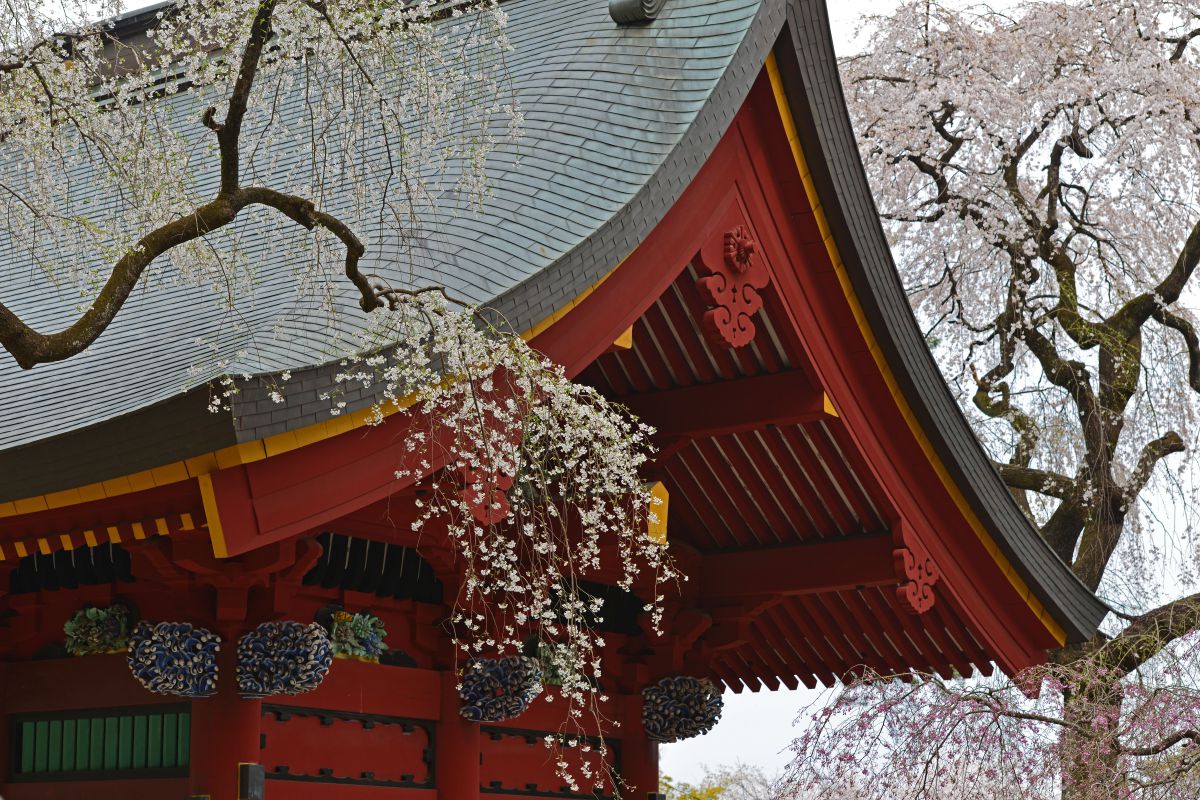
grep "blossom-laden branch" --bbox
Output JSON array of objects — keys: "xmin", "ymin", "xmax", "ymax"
[
  {"xmin": 786, "ymin": 643, "xmax": 1200, "ymax": 800},
  {"xmin": 0, "ymin": 0, "xmax": 519, "ymax": 370},
  {"xmin": 296, "ymin": 293, "xmax": 676, "ymax": 794}
]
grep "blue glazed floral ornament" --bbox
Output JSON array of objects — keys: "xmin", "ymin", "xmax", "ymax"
[
  {"xmin": 127, "ymin": 621, "xmax": 221, "ymax": 698},
  {"xmin": 459, "ymin": 655, "xmax": 544, "ymax": 722},
  {"xmin": 64, "ymin": 603, "xmax": 131, "ymax": 656},
  {"xmin": 641, "ymin": 676, "xmax": 723, "ymax": 743},
  {"xmin": 237, "ymin": 621, "xmax": 333, "ymax": 698},
  {"xmin": 328, "ymin": 610, "xmax": 388, "ymax": 662}
]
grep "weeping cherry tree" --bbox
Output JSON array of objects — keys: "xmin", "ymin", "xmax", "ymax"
[{"xmin": 789, "ymin": 2, "xmax": 1200, "ymax": 798}]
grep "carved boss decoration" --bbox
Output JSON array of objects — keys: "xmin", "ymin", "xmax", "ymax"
[
  {"xmin": 460, "ymin": 462, "xmax": 515, "ymax": 524},
  {"xmin": 694, "ymin": 223, "xmax": 771, "ymax": 349},
  {"xmin": 893, "ymin": 525, "xmax": 939, "ymax": 614}
]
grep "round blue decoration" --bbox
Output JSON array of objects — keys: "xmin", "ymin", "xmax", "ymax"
[
  {"xmin": 641, "ymin": 676, "xmax": 723, "ymax": 743},
  {"xmin": 237, "ymin": 621, "xmax": 333, "ymax": 698},
  {"xmin": 459, "ymin": 655, "xmax": 544, "ymax": 722},
  {"xmin": 127, "ymin": 621, "xmax": 221, "ymax": 698}
]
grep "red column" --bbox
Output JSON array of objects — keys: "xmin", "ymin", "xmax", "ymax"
[
  {"xmin": 188, "ymin": 644, "xmax": 262, "ymax": 800},
  {"xmin": 620, "ymin": 693, "xmax": 660, "ymax": 800},
  {"xmin": 436, "ymin": 671, "xmax": 480, "ymax": 799}
]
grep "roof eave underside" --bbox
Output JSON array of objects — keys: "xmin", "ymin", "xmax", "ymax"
[{"xmin": 769, "ymin": 0, "xmax": 1107, "ymax": 643}]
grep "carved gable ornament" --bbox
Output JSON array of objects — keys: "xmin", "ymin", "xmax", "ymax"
[
  {"xmin": 694, "ymin": 214, "xmax": 771, "ymax": 350},
  {"xmin": 893, "ymin": 523, "xmax": 940, "ymax": 615}
]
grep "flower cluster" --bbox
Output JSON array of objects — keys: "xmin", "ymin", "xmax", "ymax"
[
  {"xmin": 788, "ymin": 634, "xmax": 1200, "ymax": 800},
  {"xmin": 127, "ymin": 621, "xmax": 221, "ymax": 698},
  {"xmin": 327, "ymin": 292, "xmax": 677, "ymax": 792},
  {"xmin": 64, "ymin": 603, "xmax": 131, "ymax": 656},
  {"xmin": 237, "ymin": 621, "xmax": 333, "ymax": 698},
  {"xmin": 328, "ymin": 611, "xmax": 388, "ymax": 662}
]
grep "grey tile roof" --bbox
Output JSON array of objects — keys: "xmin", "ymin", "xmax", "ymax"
[
  {"xmin": 0, "ymin": 0, "xmax": 1106, "ymax": 646},
  {"xmin": 0, "ymin": 0, "xmax": 764, "ymax": 454}
]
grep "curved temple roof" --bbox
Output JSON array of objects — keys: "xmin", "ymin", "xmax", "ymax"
[{"xmin": 0, "ymin": 0, "xmax": 1108, "ymax": 646}]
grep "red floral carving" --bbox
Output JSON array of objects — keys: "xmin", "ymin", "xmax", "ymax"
[
  {"xmin": 695, "ymin": 224, "xmax": 770, "ymax": 349},
  {"xmin": 723, "ymin": 225, "xmax": 757, "ymax": 273},
  {"xmin": 893, "ymin": 530, "xmax": 939, "ymax": 615},
  {"xmin": 459, "ymin": 463, "xmax": 514, "ymax": 525}
]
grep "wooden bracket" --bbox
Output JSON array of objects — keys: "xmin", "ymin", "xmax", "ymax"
[
  {"xmin": 618, "ymin": 369, "xmax": 832, "ymax": 440},
  {"xmin": 892, "ymin": 523, "xmax": 939, "ymax": 615}
]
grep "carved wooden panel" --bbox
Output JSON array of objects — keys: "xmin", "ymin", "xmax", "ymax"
[
  {"xmin": 892, "ymin": 525, "xmax": 939, "ymax": 615},
  {"xmin": 694, "ymin": 221, "xmax": 771, "ymax": 349}
]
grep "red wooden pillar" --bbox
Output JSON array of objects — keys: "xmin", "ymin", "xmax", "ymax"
[
  {"xmin": 436, "ymin": 670, "xmax": 480, "ymax": 799},
  {"xmin": 188, "ymin": 645, "xmax": 261, "ymax": 800},
  {"xmin": 620, "ymin": 693, "xmax": 659, "ymax": 799},
  {"xmin": 0, "ymin": 661, "xmax": 9, "ymax": 799}
]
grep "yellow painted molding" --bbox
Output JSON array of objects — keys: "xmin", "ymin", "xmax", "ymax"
[
  {"xmin": 197, "ymin": 474, "xmax": 228, "ymax": 559},
  {"xmin": 822, "ymin": 393, "xmax": 838, "ymax": 418},
  {"xmin": 44, "ymin": 488, "xmax": 82, "ymax": 510},
  {"xmin": 647, "ymin": 481, "xmax": 670, "ymax": 544},
  {"xmin": 0, "ymin": 164, "xmax": 632, "ymax": 533},
  {"xmin": 765, "ymin": 53, "xmax": 1066, "ymax": 646},
  {"xmin": 520, "ymin": 263, "xmax": 623, "ymax": 343},
  {"xmin": 13, "ymin": 497, "xmax": 47, "ymax": 516}
]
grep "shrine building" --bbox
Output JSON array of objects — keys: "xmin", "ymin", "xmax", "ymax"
[{"xmin": 0, "ymin": 0, "xmax": 1107, "ymax": 798}]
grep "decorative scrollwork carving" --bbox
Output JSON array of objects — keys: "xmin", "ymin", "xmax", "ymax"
[
  {"xmin": 642, "ymin": 675, "xmax": 723, "ymax": 743},
  {"xmin": 327, "ymin": 609, "xmax": 388, "ymax": 662},
  {"xmin": 459, "ymin": 656, "xmax": 544, "ymax": 722},
  {"xmin": 695, "ymin": 224, "xmax": 770, "ymax": 349},
  {"xmin": 724, "ymin": 225, "xmax": 757, "ymax": 273},
  {"xmin": 893, "ymin": 531, "xmax": 939, "ymax": 615},
  {"xmin": 237, "ymin": 621, "xmax": 333, "ymax": 698},
  {"xmin": 65, "ymin": 602, "xmax": 131, "ymax": 656},
  {"xmin": 127, "ymin": 621, "xmax": 221, "ymax": 698}
]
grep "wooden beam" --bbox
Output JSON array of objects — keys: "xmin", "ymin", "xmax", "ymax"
[
  {"xmin": 698, "ymin": 533, "xmax": 895, "ymax": 600},
  {"xmin": 617, "ymin": 370, "xmax": 833, "ymax": 439}
]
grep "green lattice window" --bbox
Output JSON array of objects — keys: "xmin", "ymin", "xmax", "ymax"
[{"xmin": 12, "ymin": 705, "xmax": 190, "ymax": 781}]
